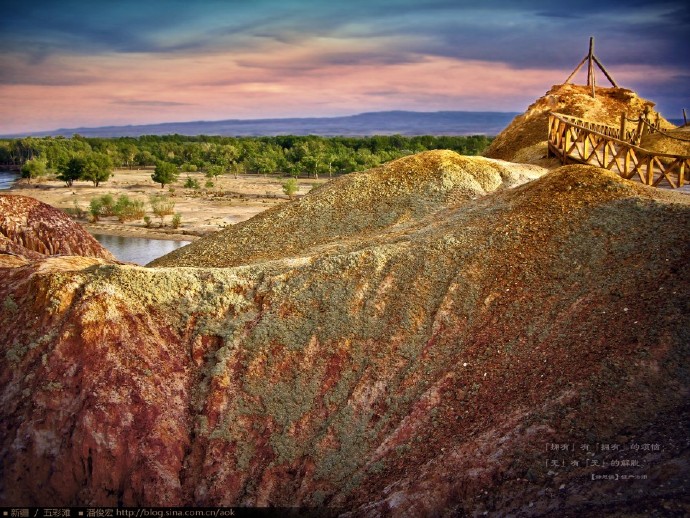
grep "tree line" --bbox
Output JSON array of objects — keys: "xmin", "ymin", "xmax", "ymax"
[{"xmin": 0, "ymin": 134, "xmax": 493, "ymax": 186}]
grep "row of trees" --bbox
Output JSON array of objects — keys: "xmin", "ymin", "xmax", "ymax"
[
  {"xmin": 0, "ymin": 134, "xmax": 493, "ymax": 186},
  {"xmin": 19, "ymin": 153, "xmax": 114, "ymax": 186}
]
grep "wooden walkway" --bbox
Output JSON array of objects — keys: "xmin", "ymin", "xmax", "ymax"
[{"xmin": 547, "ymin": 112, "xmax": 689, "ymax": 190}]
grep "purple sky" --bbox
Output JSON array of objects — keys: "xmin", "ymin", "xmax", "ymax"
[{"xmin": 1, "ymin": 0, "xmax": 687, "ymax": 134}]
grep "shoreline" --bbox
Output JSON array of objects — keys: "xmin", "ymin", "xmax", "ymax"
[{"xmin": 82, "ymin": 223, "xmax": 204, "ymax": 242}]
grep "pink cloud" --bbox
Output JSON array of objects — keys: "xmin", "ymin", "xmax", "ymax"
[{"xmin": 0, "ymin": 46, "xmax": 681, "ymax": 134}]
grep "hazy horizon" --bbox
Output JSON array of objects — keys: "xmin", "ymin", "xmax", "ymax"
[
  {"xmin": 1, "ymin": 110, "xmax": 522, "ymax": 139},
  {"xmin": 1, "ymin": 0, "xmax": 687, "ymax": 134}
]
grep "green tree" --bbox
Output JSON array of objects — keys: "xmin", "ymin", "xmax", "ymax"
[
  {"xmin": 135, "ymin": 150, "xmax": 155, "ymax": 167},
  {"xmin": 119, "ymin": 143, "xmax": 138, "ymax": 169},
  {"xmin": 250, "ymin": 155, "xmax": 277, "ymax": 176},
  {"xmin": 57, "ymin": 156, "xmax": 85, "ymax": 187},
  {"xmin": 151, "ymin": 161, "xmax": 179, "ymax": 188},
  {"xmin": 229, "ymin": 161, "xmax": 245, "ymax": 179},
  {"xmin": 205, "ymin": 164, "xmax": 224, "ymax": 179},
  {"xmin": 20, "ymin": 157, "xmax": 47, "ymax": 184},
  {"xmin": 82, "ymin": 153, "xmax": 113, "ymax": 187},
  {"xmin": 300, "ymin": 155, "xmax": 323, "ymax": 179}
]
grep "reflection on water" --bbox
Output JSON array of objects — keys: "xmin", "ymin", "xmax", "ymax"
[{"xmin": 93, "ymin": 234, "xmax": 191, "ymax": 265}]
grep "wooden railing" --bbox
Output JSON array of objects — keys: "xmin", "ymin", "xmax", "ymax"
[
  {"xmin": 547, "ymin": 112, "xmax": 689, "ymax": 189},
  {"xmin": 551, "ymin": 113, "xmax": 639, "ymax": 142}
]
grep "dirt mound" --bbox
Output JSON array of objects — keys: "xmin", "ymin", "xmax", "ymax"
[
  {"xmin": 0, "ymin": 194, "xmax": 115, "ymax": 262},
  {"xmin": 640, "ymin": 126, "xmax": 690, "ymax": 157},
  {"xmin": 150, "ymin": 150, "xmax": 546, "ymax": 268},
  {"xmin": 483, "ymin": 83, "xmax": 675, "ymax": 165},
  {"xmin": 1, "ymin": 164, "xmax": 688, "ymax": 514}
]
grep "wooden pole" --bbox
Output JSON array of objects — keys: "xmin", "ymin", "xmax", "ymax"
[
  {"xmin": 635, "ymin": 106, "xmax": 650, "ymax": 145},
  {"xmin": 565, "ymin": 56, "xmax": 588, "ymax": 84},
  {"xmin": 587, "ymin": 37, "xmax": 596, "ymax": 98},
  {"xmin": 620, "ymin": 112, "xmax": 627, "ymax": 141},
  {"xmin": 635, "ymin": 119, "xmax": 644, "ymax": 146},
  {"xmin": 683, "ymin": 108, "xmax": 688, "ymax": 126},
  {"xmin": 592, "ymin": 54, "xmax": 619, "ymax": 87}
]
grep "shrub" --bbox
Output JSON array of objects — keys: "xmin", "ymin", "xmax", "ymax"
[
  {"xmin": 88, "ymin": 194, "xmax": 116, "ymax": 221},
  {"xmin": 184, "ymin": 176, "xmax": 201, "ymax": 189},
  {"xmin": 113, "ymin": 195, "xmax": 145, "ymax": 222},
  {"xmin": 88, "ymin": 198, "xmax": 103, "ymax": 222},
  {"xmin": 282, "ymin": 178, "xmax": 299, "ymax": 199},
  {"xmin": 171, "ymin": 213, "xmax": 182, "ymax": 229},
  {"xmin": 99, "ymin": 194, "xmax": 116, "ymax": 216},
  {"xmin": 205, "ymin": 179, "xmax": 215, "ymax": 189},
  {"xmin": 149, "ymin": 194, "xmax": 176, "ymax": 226},
  {"xmin": 72, "ymin": 200, "xmax": 85, "ymax": 219},
  {"xmin": 144, "ymin": 216, "xmax": 152, "ymax": 228}
]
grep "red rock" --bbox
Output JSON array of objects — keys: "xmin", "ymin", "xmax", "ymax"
[
  {"xmin": 0, "ymin": 194, "xmax": 115, "ymax": 261},
  {"xmin": 0, "ymin": 165, "xmax": 688, "ymax": 515}
]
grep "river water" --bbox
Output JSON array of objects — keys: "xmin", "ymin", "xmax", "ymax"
[
  {"xmin": 0, "ymin": 170, "xmax": 19, "ymax": 190},
  {"xmin": 93, "ymin": 234, "xmax": 191, "ymax": 265}
]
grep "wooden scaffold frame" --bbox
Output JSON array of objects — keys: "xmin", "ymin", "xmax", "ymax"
[{"xmin": 564, "ymin": 37, "xmax": 619, "ymax": 98}]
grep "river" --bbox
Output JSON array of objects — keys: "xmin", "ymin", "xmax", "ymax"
[
  {"xmin": 0, "ymin": 170, "xmax": 20, "ymax": 190},
  {"xmin": 92, "ymin": 234, "xmax": 191, "ymax": 265}
]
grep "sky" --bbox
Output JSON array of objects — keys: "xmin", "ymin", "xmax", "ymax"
[{"xmin": 0, "ymin": 0, "xmax": 688, "ymax": 135}]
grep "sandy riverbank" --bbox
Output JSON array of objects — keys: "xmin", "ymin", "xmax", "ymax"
[{"xmin": 8, "ymin": 169, "xmax": 327, "ymax": 240}]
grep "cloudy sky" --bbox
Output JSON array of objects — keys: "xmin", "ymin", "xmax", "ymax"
[{"xmin": 0, "ymin": 0, "xmax": 687, "ymax": 134}]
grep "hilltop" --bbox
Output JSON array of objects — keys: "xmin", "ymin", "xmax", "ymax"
[
  {"xmin": 150, "ymin": 151, "xmax": 546, "ymax": 268},
  {"xmin": 483, "ymin": 83, "xmax": 675, "ymax": 165}
]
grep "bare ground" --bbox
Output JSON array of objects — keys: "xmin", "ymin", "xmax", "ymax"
[{"xmin": 8, "ymin": 169, "xmax": 327, "ymax": 241}]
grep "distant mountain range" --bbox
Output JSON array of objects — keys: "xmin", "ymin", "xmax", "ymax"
[{"xmin": 3, "ymin": 111, "xmax": 521, "ymax": 138}]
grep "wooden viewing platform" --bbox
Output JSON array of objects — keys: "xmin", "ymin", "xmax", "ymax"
[
  {"xmin": 547, "ymin": 112, "xmax": 689, "ymax": 190},
  {"xmin": 547, "ymin": 37, "xmax": 689, "ymax": 190}
]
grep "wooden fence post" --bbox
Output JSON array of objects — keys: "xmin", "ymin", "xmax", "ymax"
[
  {"xmin": 620, "ymin": 112, "xmax": 627, "ymax": 141},
  {"xmin": 564, "ymin": 124, "xmax": 571, "ymax": 164},
  {"xmin": 635, "ymin": 116, "xmax": 645, "ymax": 146}
]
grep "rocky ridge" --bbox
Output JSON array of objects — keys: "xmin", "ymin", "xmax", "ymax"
[
  {"xmin": 150, "ymin": 151, "xmax": 546, "ymax": 268},
  {"xmin": 1, "ymin": 161, "xmax": 688, "ymax": 514}
]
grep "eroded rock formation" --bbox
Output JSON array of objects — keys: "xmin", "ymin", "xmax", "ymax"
[
  {"xmin": 1, "ymin": 162, "xmax": 688, "ymax": 515},
  {"xmin": 0, "ymin": 194, "xmax": 115, "ymax": 264}
]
